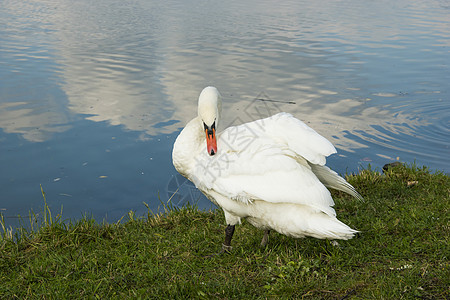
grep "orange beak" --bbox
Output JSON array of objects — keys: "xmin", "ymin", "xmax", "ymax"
[{"xmin": 205, "ymin": 128, "xmax": 217, "ymax": 156}]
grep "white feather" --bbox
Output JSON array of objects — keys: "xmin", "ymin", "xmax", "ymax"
[{"xmin": 173, "ymin": 87, "xmax": 361, "ymax": 240}]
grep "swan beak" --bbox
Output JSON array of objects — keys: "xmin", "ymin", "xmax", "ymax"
[{"xmin": 205, "ymin": 128, "xmax": 217, "ymax": 156}]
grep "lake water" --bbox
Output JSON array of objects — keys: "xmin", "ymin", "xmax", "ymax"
[{"xmin": 1, "ymin": 0, "xmax": 449, "ymax": 226}]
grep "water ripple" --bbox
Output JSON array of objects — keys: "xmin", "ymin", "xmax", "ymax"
[{"xmin": 0, "ymin": 0, "xmax": 449, "ymax": 224}]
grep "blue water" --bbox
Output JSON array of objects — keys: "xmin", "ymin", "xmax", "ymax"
[{"xmin": 1, "ymin": 0, "xmax": 449, "ymax": 226}]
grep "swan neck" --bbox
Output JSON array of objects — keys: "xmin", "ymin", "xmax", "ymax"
[{"xmin": 172, "ymin": 117, "xmax": 203, "ymax": 175}]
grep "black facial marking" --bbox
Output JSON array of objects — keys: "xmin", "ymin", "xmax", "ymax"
[
  {"xmin": 203, "ymin": 121, "xmax": 216, "ymax": 138},
  {"xmin": 203, "ymin": 120, "xmax": 216, "ymax": 131}
]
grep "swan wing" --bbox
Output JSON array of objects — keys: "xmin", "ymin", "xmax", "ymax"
[
  {"xmin": 190, "ymin": 113, "xmax": 339, "ymax": 216},
  {"xmin": 251, "ymin": 112, "xmax": 337, "ymax": 165}
]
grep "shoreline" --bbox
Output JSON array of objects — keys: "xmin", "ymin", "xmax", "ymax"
[{"xmin": 1, "ymin": 164, "xmax": 448, "ymax": 298}]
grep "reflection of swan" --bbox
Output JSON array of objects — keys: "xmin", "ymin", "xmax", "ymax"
[{"xmin": 172, "ymin": 87, "xmax": 363, "ymax": 252}]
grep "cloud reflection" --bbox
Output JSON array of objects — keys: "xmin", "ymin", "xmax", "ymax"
[
  {"xmin": 0, "ymin": 102, "xmax": 70, "ymax": 142},
  {"xmin": 0, "ymin": 0, "xmax": 445, "ymax": 163}
]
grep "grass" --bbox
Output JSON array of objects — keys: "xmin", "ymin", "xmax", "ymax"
[{"xmin": 0, "ymin": 164, "xmax": 449, "ymax": 299}]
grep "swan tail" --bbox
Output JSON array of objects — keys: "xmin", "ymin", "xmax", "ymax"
[
  {"xmin": 309, "ymin": 163, "xmax": 364, "ymax": 201},
  {"xmin": 258, "ymin": 203, "xmax": 359, "ymax": 240},
  {"xmin": 305, "ymin": 214, "xmax": 359, "ymax": 240}
]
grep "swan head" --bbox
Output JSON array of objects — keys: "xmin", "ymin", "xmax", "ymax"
[{"xmin": 198, "ymin": 86, "xmax": 222, "ymax": 156}]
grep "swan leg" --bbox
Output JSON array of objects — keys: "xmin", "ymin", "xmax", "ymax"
[
  {"xmin": 222, "ymin": 224, "xmax": 235, "ymax": 253},
  {"xmin": 207, "ymin": 210, "xmax": 239, "ymax": 256},
  {"xmin": 205, "ymin": 224, "xmax": 235, "ymax": 257},
  {"xmin": 260, "ymin": 230, "xmax": 270, "ymax": 248}
]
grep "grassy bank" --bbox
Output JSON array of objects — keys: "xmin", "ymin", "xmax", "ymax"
[{"xmin": 1, "ymin": 164, "xmax": 449, "ymax": 299}]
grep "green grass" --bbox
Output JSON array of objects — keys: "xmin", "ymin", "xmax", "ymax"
[{"xmin": 1, "ymin": 164, "xmax": 449, "ymax": 299}]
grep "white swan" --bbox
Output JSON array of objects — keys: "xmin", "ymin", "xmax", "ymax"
[{"xmin": 172, "ymin": 86, "xmax": 362, "ymax": 252}]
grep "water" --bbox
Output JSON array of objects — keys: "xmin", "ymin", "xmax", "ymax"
[{"xmin": 1, "ymin": 0, "xmax": 449, "ymax": 226}]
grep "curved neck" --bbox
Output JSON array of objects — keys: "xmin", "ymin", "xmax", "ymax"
[{"xmin": 172, "ymin": 116, "xmax": 204, "ymax": 176}]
